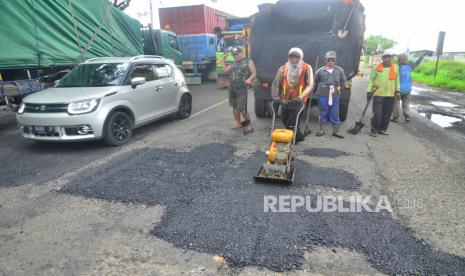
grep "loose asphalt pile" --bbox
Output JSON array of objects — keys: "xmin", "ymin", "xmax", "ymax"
[
  {"xmin": 303, "ymin": 147, "xmax": 349, "ymax": 159},
  {"xmin": 61, "ymin": 143, "xmax": 465, "ymax": 274}
]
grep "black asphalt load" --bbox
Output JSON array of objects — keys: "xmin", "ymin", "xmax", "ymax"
[
  {"xmin": 61, "ymin": 144, "xmax": 465, "ymax": 274},
  {"xmin": 303, "ymin": 147, "xmax": 349, "ymax": 158}
]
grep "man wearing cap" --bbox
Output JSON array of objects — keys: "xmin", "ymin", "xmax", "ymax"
[
  {"xmin": 271, "ymin": 47, "xmax": 314, "ymax": 142},
  {"xmin": 367, "ymin": 50, "xmax": 400, "ymax": 137},
  {"xmin": 303, "ymin": 51, "xmax": 348, "ymax": 138},
  {"xmin": 391, "ymin": 53, "xmax": 427, "ymax": 123},
  {"xmin": 222, "ymin": 46, "xmax": 257, "ymax": 132}
]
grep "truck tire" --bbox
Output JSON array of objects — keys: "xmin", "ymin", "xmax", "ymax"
[
  {"xmin": 339, "ymin": 104, "xmax": 349, "ymax": 122},
  {"xmin": 265, "ymin": 101, "xmax": 279, "ymax": 117},
  {"xmin": 255, "ymin": 98, "xmax": 267, "ymax": 118}
]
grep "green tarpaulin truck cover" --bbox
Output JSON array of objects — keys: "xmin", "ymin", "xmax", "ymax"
[{"xmin": 0, "ymin": 0, "xmax": 143, "ymax": 69}]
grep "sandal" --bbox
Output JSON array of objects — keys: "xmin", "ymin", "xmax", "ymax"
[{"xmin": 316, "ymin": 130, "xmax": 325, "ymax": 137}]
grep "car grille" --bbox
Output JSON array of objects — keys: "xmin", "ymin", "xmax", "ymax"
[{"xmin": 25, "ymin": 103, "xmax": 68, "ymax": 113}]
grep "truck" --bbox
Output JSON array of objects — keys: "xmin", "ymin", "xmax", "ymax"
[
  {"xmin": 159, "ymin": 5, "xmax": 231, "ymax": 84},
  {"xmin": 215, "ymin": 17, "xmax": 250, "ymax": 88},
  {"xmin": 0, "ymin": 0, "xmax": 181, "ymax": 111},
  {"xmin": 250, "ymin": 0, "xmax": 366, "ymax": 120}
]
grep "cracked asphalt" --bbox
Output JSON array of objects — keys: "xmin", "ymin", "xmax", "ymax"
[{"xmin": 1, "ymin": 76, "xmax": 465, "ymax": 275}]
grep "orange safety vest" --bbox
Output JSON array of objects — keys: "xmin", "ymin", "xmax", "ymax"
[
  {"xmin": 281, "ymin": 62, "xmax": 308, "ymax": 101},
  {"xmin": 341, "ymin": 0, "xmax": 360, "ymax": 5}
]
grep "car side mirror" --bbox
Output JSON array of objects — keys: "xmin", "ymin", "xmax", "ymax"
[{"xmin": 131, "ymin": 77, "xmax": 146, "ymax": 89}]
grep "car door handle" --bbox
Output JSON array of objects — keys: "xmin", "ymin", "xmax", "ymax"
[{"xmin": 155, "ymin": 86, "xmax": 163, "ymax": 92}]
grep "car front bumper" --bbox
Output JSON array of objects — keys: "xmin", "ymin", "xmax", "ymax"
[{"xmin": 16, "ymin": 111, "xmax": 105, "ymax": 141}]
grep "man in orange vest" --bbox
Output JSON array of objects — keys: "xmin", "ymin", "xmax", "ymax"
[{"xmin": 271, "ymin": 47, "xmax": 314, "ymax": 142}]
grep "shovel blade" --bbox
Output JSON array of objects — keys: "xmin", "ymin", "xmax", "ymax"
[{"xmin": 347, "ymin": 121, "xmax": 364, "ymax": 135}]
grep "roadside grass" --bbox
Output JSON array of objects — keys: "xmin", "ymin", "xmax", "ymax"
[{"xmin": 412, "ymin": 60, "xmax": 465, "ymax": 92}]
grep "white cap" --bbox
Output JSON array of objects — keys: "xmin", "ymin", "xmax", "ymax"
[
  {"xmin": 381, "ymin": 50, "xmax": 394, "ymax": 57},
  {"xmin": 288, "ymin": 47, "xmax": 304, "ymax": 59}
]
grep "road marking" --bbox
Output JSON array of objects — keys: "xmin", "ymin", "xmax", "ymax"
[{"xmin": 190, "ymin": 99, "xmax": 228, "ymax": 119}]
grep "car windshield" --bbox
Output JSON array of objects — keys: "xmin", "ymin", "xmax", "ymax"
[{"xmin": 57, "ymin": 63, "xmax": 129, "ymax": 87}]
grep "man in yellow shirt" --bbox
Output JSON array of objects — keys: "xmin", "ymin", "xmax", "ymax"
[{"xmin": 367, "ymin": 51, "xmax": 400, "ymax": 137}]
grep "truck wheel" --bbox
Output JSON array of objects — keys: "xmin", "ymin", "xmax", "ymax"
[
  {"xmin": 255, "ymin": 98, "xmax": 267, "ymax": 118},
  {"xmin": 266, "ymin": 101, "xmax": 279, "ymax": 117},
  {"xmin": 104, "ymin": 111, "xmax": 133, "ymax": 146},
  {"xmin": 339, "ymin": 104, "xmax": 349, "ymax": 122}
]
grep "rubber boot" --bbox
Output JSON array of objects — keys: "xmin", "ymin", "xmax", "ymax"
[
  {"xmin": 332, "ymin": 124, "xmax": 344, "ymax": 139},
  {"xmin": 316, "ymin": 124, "xmax": 325, "ymax": 137}
]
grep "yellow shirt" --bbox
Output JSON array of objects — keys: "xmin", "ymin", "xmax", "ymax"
[{"xmin": 368, "ymin": 65, "xmax": 400, "ymax": 97}]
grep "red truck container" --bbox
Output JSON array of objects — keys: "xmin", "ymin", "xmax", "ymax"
[{"xmin": 159, "ymin": 5, "xmax": 230, "ymax": 35}]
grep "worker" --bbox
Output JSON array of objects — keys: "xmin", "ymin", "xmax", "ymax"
[
  {"xmin": 391, "ymin": 53, "xmax": 427, "ymax": 123},
  {"xmin": 222, "ymin": 46, "xmax": 257, "ymax": 133},
  {"xmin": 271, "ymin": 47, "xmax": 314, "ymax": 142},
  {"xmin": 306, "ymin": 51, "xmax": 348, "ymax": 138},
  {"xmin": 367, "ymin": 50, "xmax": 400, "ymax": 137}
]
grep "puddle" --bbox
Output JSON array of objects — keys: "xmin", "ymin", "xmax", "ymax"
[
  {"xmin": 419, "ymin": 113, "xmax": 462, "ymax": 128},
  {"xmin": 411, "ymin": 86, "xmax": 465, "ymax": 131},
  {"xmin": 411, "ymin": 86, "xmax": 433, "ymax": 95},
  {"xmin": 430, "ymin": 101, "xmax": 458, "ymax": 108}
]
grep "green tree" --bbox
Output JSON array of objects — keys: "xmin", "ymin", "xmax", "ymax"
[{"xmin": 364, "ymin": 35, "xmax": 397, "ymax": 55}]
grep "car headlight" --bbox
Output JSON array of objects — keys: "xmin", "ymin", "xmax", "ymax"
[
  {"xmin": 67, "ymin": 99, "xmax": 100, "ymax": 115},
  {"xmin": 17, "ymin": 102, "xmax": 26, "ymax": 114}
]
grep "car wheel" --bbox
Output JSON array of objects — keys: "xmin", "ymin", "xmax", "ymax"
[
  {"xmin": 177, "ymin": 94, "xmax": 192, "ymax": 119},
  {"xmin": 104, "ymin": 111, "xmax": 133, "ymax": 146},
  {"xmin": 339, "ymin": 104, "xmax": 349, "ymax": 122}
]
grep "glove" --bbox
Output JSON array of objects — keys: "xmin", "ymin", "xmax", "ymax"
[{"xmin": 366, "ymin": 92, "xmax": 373, "ymax": 101}]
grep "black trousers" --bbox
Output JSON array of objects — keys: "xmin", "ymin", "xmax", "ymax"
[{"xmin": 371, "ymin": 96, "xmax": 395, "ymax": 133}]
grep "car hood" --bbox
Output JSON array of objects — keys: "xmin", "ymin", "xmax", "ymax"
[{"xmin": 23, "ymin": 86, "xmax": 120, "ymax": 104}]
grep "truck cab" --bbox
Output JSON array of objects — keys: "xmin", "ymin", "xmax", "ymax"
[{"xmin": 142, "ymin": 28, "xmax": 182, "ymax": 67}]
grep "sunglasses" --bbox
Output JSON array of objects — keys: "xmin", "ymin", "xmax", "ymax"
[{"xmin": 325, "ymin": 58, "xmax": 336, "ymax": 62}]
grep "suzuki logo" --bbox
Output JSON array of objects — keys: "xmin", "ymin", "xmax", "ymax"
[{"xmin": 35, "ymin": 105, "xmax": 46, "ymax": 111}]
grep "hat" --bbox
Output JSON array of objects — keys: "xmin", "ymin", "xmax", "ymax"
[
  {"xmin": 325, "ymin": 51, "xmax": 337, "ymax": 59},
  {"xmin": 382, "ymin": 50, "xmax": 394, "ymax": 57},
  {"xmin": 232, "ymin": 46, "xmax": 243, "ymax": 55},
  {"xmin": 288, "ymin": 47, "xmax": 304, "ymax": 59}
]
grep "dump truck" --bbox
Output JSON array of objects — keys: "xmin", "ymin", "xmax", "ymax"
[
  {"xmin": 0, "ymin": 0, "xmax": 181, "ymax": 111},
  {"xmin": 250, "ymin": 0, "xmax": 365, "ymax": 120}
]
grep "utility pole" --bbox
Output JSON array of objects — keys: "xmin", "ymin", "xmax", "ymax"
[
  {"xmin": 434, "ymin": 31, "xmax": 446, "ymax": 77},
  {"xmin": 149, "ymin": 0, "xmax": 154, "ymax": 27}
]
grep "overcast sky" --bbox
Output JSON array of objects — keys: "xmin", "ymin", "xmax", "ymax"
[{"xmin": 124, "ymin": 0, "xmax": 465, "ymax": 52}]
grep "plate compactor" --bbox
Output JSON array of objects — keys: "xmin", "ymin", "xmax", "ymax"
[{"xmin": 254, "ymin": 98, "xmax": 306, "ymax": 184}]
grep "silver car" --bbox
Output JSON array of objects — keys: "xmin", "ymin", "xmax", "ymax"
[{"xmin": 16, "ymin": 56, "xmax": 192, "ymax": 146}]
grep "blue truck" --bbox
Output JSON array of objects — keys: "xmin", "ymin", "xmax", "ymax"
[{"xmin": 177, "ymin": 34, "xmax": 218, "ymax": 85}]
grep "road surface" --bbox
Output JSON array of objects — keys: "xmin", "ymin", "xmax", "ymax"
[{"xmin": 1, "ymin": 74, "xmax": 465, "ymax": 275}]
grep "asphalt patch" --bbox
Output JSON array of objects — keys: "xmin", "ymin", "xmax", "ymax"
[
  {"xmin": 61, "ymin": 144, "xmax": 465, "ymax": 274},
  {"xmin": 303, "ymin": 147, "xmax": 349, "ymax": 158}
]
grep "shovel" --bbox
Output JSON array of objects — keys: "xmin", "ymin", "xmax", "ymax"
[
  {"xmin": 347, "ymin": 91, "xmax": 374, "ymax": 135},
  {"xmin": 337, "ymin": 5, "xmax": 355, "ymax": 39}
]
